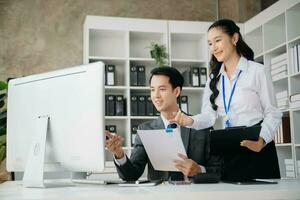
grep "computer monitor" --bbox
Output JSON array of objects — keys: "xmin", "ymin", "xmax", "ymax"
[{"xmin": 6, "ymin": 62, "xmax": 105, "ymax": 187}]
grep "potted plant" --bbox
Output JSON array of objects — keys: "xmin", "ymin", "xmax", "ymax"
[
  {"xmin": 0, "ymin": 80, "xmax": 10, "ymax": 183},
  {"xmin": 149, "ymin": 42, "xmax": 169, "ymax": 67}
]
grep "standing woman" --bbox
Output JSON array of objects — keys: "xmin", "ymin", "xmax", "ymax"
[{"xmin": 172, "ymin": 19, "xmax": 282, "ymax": 181}]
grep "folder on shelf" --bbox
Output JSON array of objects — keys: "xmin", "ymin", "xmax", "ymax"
[
  {"xmin": 137, "ymin": 66, "xmax": 146, "ymax": 86},
  {"xmin": 131, "ymin": 95, "xmax": 138, "ymax": 116},
  {"xmin": 115, "ymin": 95, "xmax": 126, "ymax": 116},
  {"xmin": 282, "ymin": 116, "xmax": 291, "ymax": 143},
  {"xmin": 131, "ymin": 124, "xmax": 138, "ymax": 146},
  {"xmin": 105, "ymin": 64, "xmax": 116, "ymax": 86},
  {"xmin": 190, "ymin": 67, "xmax": 200, "ymax": 87},
  {"xmin": 138, "ymin": 95, "xmax": 146, "ymax": 116},
  {"xmin": 199, "ymin": 67, "xmax": 207, "ymax": 87},
  {"xmin": 154, "ymin": 106, "xmax": 160, "ymax": 116},
  {"xmin": 106, "ymin": 95, "xmax": 116, "ymax": 116},
  {"xmin": 108, "ymin": 125, "xmax": 117, "ymax": 133},
  {"xmin": 179, "ymin": 96, "xmax": 188, "ymax": 113},
  {"xmin": 146, "ymin": 95, "xmax": 154, "ymax": 116},
  {"xmin": 130, "ymin": 66, "xmax": 138, "ymax": 86},
  {"xmin": 181, "ymin": 70, "xmax": 190, "ymax": 87}
]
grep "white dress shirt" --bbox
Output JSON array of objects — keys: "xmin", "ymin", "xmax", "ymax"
[
  {"xmin": 115, "ymin": 114, "xmax": 206, "ymax": 174},
  {"xmin": 190, "ymin": 56, "xmax": 282, "ymax": 144}
]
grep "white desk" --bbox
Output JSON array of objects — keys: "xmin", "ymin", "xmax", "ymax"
[{"xmin": 1, "ymin": 179, "xmax": 300, "ymax": 200}]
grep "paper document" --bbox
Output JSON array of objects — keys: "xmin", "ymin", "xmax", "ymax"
[{"xmin": 137, "ymin": 128, "xmax": 186, "ymax": 171}]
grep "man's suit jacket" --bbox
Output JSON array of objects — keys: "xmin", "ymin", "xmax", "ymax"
[{"xmin": 114, "ymin": 117, "xmax": 221, "ymax": 181}]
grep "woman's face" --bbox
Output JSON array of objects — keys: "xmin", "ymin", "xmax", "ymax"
[{"xmin": 207, "ymin": 27, "xmax": 238, "ymax": 63}]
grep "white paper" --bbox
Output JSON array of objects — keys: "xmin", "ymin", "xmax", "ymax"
[{"xmin": 137, "ymin": 128, "xmax": 186, "ymax": 171}]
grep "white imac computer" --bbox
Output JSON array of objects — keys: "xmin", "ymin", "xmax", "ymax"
[{"xmin": 6, "ymin": 62, "xmax": 106, "ymax": 188}]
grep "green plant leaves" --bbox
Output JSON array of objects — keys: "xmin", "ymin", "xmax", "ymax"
[
  {"xmin": 0, "ymin": 81, "xmax": 7, "ymax": 90},
  {"xmin": 149, "ymin": 42, "xmax": 168, "ymax": 67}
]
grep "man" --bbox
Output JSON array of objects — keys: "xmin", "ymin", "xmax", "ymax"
[{"xmin": 106, "ymin": 67, "xmax": 220, "ymax": 182}]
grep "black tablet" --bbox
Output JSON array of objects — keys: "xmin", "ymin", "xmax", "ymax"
[{"xmin": 209, "ymin": 125, "xmax": 261, "ymax": 155}]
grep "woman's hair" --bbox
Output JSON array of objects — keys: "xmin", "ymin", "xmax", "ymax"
[{"xmin": 208, "ymin": 19, "xmax": 254, "ymax": 111}]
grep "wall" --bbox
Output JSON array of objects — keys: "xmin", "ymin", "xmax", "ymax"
[{"xmin": 0, "ymin": 0, "xmax": 264, "ymax": 80}]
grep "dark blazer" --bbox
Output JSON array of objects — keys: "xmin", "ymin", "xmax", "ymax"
[{"xmin": 114, "ymin": 117, "xmax": 221, "ymax": 181}]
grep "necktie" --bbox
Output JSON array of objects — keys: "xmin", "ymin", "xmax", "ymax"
[{"xmin": 167, "ymin": 123, "xmax": 177, "ymax": 129}]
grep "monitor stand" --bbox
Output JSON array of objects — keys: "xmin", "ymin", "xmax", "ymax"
[{"xmin": 23, "ymin": 115, "xmax": 50, "ymax": 188}]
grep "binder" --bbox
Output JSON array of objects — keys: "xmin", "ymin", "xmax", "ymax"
[
  {"xmin": 146, "ymin": 95, "xmax": 154, "ymax": 116},
  {"xmin": 130, "ymin": 66, "xmax": 138, "ymax": 86},
  {"xmin": 190, "ymin": 67, "xmax": 200, "ymax": 87},
  {"xmin": 137, "ymin": 66, "xmax": 146, "ymax": 86},
  {"xmin": 108, "ymin": 125, "xmax": 117, "ymax": 134},
  {"xmin": 154, "ymin": 106, "xmax": 160, "ymax": 116},
  {"xmin": 131, "ymin": 95, "xmax": 138, "ymax": 116},
  {"xmin": 105, "ymin": 95, "xmax": 108, "ymax": 115},
  {"xmin": 105, "ymin": 64, "xmax": 116, "ymax": 86},
  {"xmin": 106, "ymin": 95, "xmax": 116, "ymax": 116},
  {"xmin": 116, "ymin": 95, "xmax": 125, "ymax": 116},
  {"xmin": 199, "ymin": 67, "xmax": 207, "ymax": 87},
  {"xmin": 138, "ymin": 95, "xmax": 146, "ymax": 116},
  {"xmin": 131, "ymin": 124, "xmax": 138, "ymax": 146},
  {"xmin": 180, "ymin": 96, "xmax": 188, "ymax": 113},
  {"xmin": 181, "ymin": 70, "xmax": 190, "ymax": 87}
]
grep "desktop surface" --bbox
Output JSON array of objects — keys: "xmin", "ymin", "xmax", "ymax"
[{"xmin": 1, "ymin": 179, "xmax": 300, "ymax": 200}]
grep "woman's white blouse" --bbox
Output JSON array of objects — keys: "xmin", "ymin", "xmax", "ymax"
[{"xmin": 190, "ymin": 56, "xmax": 282, "ymax": 144}]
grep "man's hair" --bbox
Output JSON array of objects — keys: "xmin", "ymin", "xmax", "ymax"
[{"xmin": 149, "ymin": 66, "xmax": 184, "ymax": 90}]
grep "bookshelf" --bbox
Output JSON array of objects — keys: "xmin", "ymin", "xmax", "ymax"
[
  {"xmin": 83, "ymin": 16, "xmax": 209, "ymax": 178},
  {"xmin": 83, "ymin": 0, "xmax": 300, "ymax": 179},
  {"xmin": 244, "ymin": 0, "xmax": 300, "ymax": 179}
]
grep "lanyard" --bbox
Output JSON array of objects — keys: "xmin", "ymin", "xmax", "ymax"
[{"xmin": 222, "ymin": 70, "xmax": 242, "ymax": 127}]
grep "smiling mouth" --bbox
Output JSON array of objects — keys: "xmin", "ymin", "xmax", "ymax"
[{"xmin": 214, "ymin": 51, "xmax": 222, "ymax": 57}]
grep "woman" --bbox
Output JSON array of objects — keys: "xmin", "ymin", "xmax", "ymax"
[{"xmin": 172, "ymin": 19, "xmax": 282, "ymax": 181}]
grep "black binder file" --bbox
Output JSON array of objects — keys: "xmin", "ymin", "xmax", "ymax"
[
  {"xmin": 137, "ymin": 66, "xmax": 146, "ymax": 86},
  {"xmin": 154, "ymin": 106, "xmax": 160, "ymax": 116},
  {"xmin": 199, "ymin": 67, "xmax": 207, "ymax": 87},
  {"xmin": 130, "ymin": 66, "xmax": 138, "ymax": 86},
  {"xmin": 131, "ymin": 125, "xmax": 138, "ymax": 146},
  {"xmin": 190, "ymin": 67, "xmax": 200, "ymax": 87},
  {"xmin": 105, "ymin": 64, "xmax": 115, "ymax": 86},
  {"xmin": 108, "ymin": 125, "xmax": 117, "ymax": 133},
  {"xmin": 106, "ymin": 95, "xmax": 116, "ymax": 116},
  {"xmin": 116, "ymin": 95, "xmax": 125, "ymax": 116},
  {"xmin": 180, "ymin": 96, "xmax": 188, "ymax": 113},
  {"xmin": 146, "ymin": 95, "xmax": 154, "ymax": 116},
  {"xmin": 210, "ymin": 126, "xmax": 260, "ymax": 155},
  {"xmin": 210, "ymin": 125, "xmax": 280, "ymax": 182},
  {"xmin": 181, "ymin": 70, "xmax": 190, "ymax": 87},
  {"xmin": 131, "ymin": 95, "xmax": 138, "ymax": 116},
  {"xmin": 138, "ymin": 95, "xmax": 146, "ymax": 116}
]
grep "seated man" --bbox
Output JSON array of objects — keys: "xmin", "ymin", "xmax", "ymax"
[{"xmin": 106, "ymin": 66, "xmax": 220, "ymax": 182}]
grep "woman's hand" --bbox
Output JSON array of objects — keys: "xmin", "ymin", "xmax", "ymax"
[
  {"xmin": 170, "ymin": 110, "xmax": 194, "ymax": 127},
  {"xmin": 240, "ymin": 137, "xmax": 265, "ymax": 152}
]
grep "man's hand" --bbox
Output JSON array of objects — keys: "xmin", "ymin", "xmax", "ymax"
[
  {"xmin": 170, "ymin": 110, "xmax": 194, "ymax": 127},
  {"xmin": 105, "ymin": 131, "xmax": 125, "ymax": 159},
  {"xmin": 173, "ymin": 153, "xmax": 201, "ymax": 177},
  {"xmin": 240, "ymin": 137, "xmax": 265, "ymax": 152}
]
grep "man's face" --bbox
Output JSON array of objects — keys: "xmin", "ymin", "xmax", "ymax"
[{"xmin": 150, "ymin": 75, "xmax": 180, "ymax": 113}]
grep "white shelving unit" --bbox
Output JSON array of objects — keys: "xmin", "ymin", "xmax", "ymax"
[
  {"xmin": 83, "ymin": 0, "xmax": 300, "ymax": 179},
  {"xmin": 83, "ymin": 16, "xmax": 210, "ymax": 177},
  {"xmin": 244, "ymin": 0, "xmax": 300, "ymax": 179}
]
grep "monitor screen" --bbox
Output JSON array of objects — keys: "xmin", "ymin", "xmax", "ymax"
[{"xmin": 6, "ymin": 62, "xmax": 105, "ymax": 176}]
